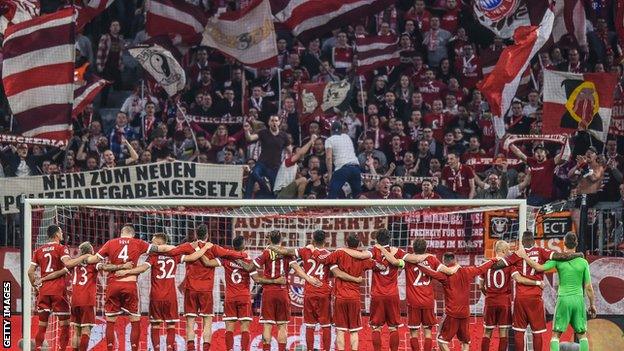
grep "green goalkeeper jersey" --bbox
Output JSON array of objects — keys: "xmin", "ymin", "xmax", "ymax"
[{"xmin": 542, "ymin": 256, "xmax": 591, "ymax": 297}]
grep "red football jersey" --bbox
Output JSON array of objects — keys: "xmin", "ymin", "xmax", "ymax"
[
  {"xmin": 370, "ymin": 246, "xmax": 406, "ymax": 297},
  {"xmin": 32, "ymin": 242, "xmax": 70, "ymax": 296},
  {"xmin": 222, "ymin": 258, "xmax": 254, "ymax": 301},
  {"xmin": 147, "ymin": 254, "xmax": 184, "ymax": 301},
  {"xmin": 421, "ymin": 259, "xmax": 497, "ymax": 318},
  {"xmin": 404, "ymin": 255, "xmax": 440, "ymax": 308},
  {"xmin": 97, "ymin": 237, "xmax": 150, "ymax": 283},
  {"xmin": 296, "ymin": 247, "xmax": 331, "ymax": 297},
  {"xmin": 71, "ymin": 263, "xmax": 98, "ymax": 306},
  {"xmin": 480, "ymin": 253, "xmax": 522, "ymax": 306},
  {"xmin": 253, "ymin": 249, "xmax": 292, "ymax": 293},
  {"xmin": 318, "ymin": 250, "xmax": 377, "ymax": 300},
  {"xmin": 512, "ymin": 246, "xmax": 554, "ymax": 297}
]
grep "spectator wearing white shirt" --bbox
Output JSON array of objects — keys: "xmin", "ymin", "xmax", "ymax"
[{"xmin": 325, "ymin": 121, "xmax": 362, "ymax": 198}]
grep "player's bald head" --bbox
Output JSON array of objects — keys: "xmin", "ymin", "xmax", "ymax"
[
  {"xmin": 120, "ymin": 224, "xmax": 135, "ymax": 237},
  {"xmin": 494, "ymin": 240, "xmax": 510, "ymax": 255}
]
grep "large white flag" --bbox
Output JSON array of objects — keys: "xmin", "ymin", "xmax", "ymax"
[
  {"xmin": 128, "ymin": 44, "xmax": 186, "ymax": 97},
  {"xmin": 201, "ymin": 0, "xmax": 277, "ymax": 68}
]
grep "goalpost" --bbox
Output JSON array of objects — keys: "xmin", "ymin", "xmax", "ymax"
[{"xmin": 22, "ymin": 198, "xmax": 529, "ymax": 350}]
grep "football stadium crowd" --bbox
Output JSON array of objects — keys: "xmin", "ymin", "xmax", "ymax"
[{"xmin": 0, "ymin": 0, "xmax": 622, "ymax": 251}]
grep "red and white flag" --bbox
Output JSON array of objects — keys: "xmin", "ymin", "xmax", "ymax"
[
  {"xmin": 0, "ymin": 0, "xmax": 39, "ymax": 34},
  {"xmin": 75, "ymin": 0, "xmax": 114, "ymax": 31},
  {"xmin": 355, "ymin": 35, "xmax": 400, "ymax": 75},
  {"xmin": 477, "ymin": 8, "xmax": 554, "ymax": 119},
  {"xmin": 146, "ymin": 0, "xmax": 208, "ymax": 46},
  {"xmin": 2, "ymin": 9, "xmax": 75, "ymax": 142},
  {"xmin": 543, "ymin": 70, "xmax": 618, "ymax": 141},
  {"xmin": 201, "ymin": 0, "xmax": 277, "ymax": 68},
  {"xmin": 73, "ymin": 77, "xmax": 110, "ymax": 118},
  {"xmin": 271, "ymin": 0, "xmax": 394, "ymax": 43},
  {"xmin": 551, "ymin": 0, "xmax": 586, "ymax": 46}
]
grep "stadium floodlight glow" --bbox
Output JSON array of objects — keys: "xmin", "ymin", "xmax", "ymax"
[{"xmin": 21, "ymin": 198, "xmax": 528, "ymax": 350}]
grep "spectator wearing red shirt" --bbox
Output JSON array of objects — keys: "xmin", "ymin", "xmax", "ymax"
[
  {"xmin": 359, "ymin": 177, "xmax": 402, "ymax": 199},
  {"xmin": 440, "ymin": 0, "xmax": 461, "ymax": 33},
  {"xmin": 359, "ymin": 114, "xmax": 389, "ymax": 150},
  {"xmin": 509, "ymin": 144, "xmax": 564, "ymax": 206},
  {"xmin": 455, "ymin": 44, "xmax": 482, "ymax": 90},
  {"xmin": 441, "ymin": 152, "xmax": 476, "ymax": 198},
  {"xmin": 407, "ymin": 55, "xmax": 429, "ymax": 85},
  {"xmin": 418, "ymin": 69, "xmax": 448, "ymax": 106},
  {"xmin": 423, "ymin": 99, "xmax": 453, "ymax": 141},
  {"xmin": 404, "ymin": 0, "xmax": 431, "ymax": 32},
  {"xmin": 412, "ymin": 178, "xmax": 441, "ymax": 199}
]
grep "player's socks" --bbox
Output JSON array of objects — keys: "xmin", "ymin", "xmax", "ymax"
[
  {"xmin": 166, "ymin": 329, "xmax": 176, "ymax": 351},
  {"xmin": 278, "ymin": 342, "xmax": 286, "ymax": 351},
  {"xmin": 409, "ymin": 337, "xmax": 420, "ymax": 351},
  {"xmin": 305, "ymin": 328, "xmax": 315, "ymax": 351},
  {"xmin": 106, "ymin": 321, "xmax": 116, "ymax": 351},
  {"xmin": 202, "ymin": 342, "xmax": 210, "ymax": 351},
  {"xmin": 579, "ymin": 337, "xmax": 589, "ymax": 351},
  {"xmin": 533, "ymin": 333, "xmax": 544, "ymax": 351},
  {"xmin": 59, "ymin": 324, "xmax": 70, "ymax": 351},
  {"xmin": 322, "ymin": 327, "xmax": 331, "ymax": 351},
  {"xmin": 389, "ymin": 330, "xmax": 399, "ymax": 351},
  {"xmin": 151, "ymin": 327, "xmax": 161, "ymax": 351},
  {"xmin": 481, "ymin": 336, "xmax": 490, "ymax": 351},
  {"xmin": 225, "ymin": 331, "xmax": 234, "ymax": 351},
  {"xmin": 79, "ymin": 334, "xmax": 90, "ymax": 351},
  {"xmin": 130, "ymin": 321, "xmax": 141, "ymax": 351},
  {"xmin": 372, "ymin": 330, "xmax": 382, "ymax": 349},
  {"xmin": 550, "ymin": 338, "xmax": 559, "ymax": 351},
  {"xmin": 35, "ymin": 325, "xmax": 47, "ymax": 350},
  {"xmin": 499, "ymin": 337, "xmax": 508, "ymax": 351},
  {"xmin": 241, "ymin": 332, "xmax": 250, "ymax": 351},
  {"xmin": 423, "ymin": 338, "xmax": 432, "ymax": 351},
  {"xmin": 514, "ymin": 331, "xmax": 525, "ymax": 351},
  {"xmin": 187, "ymin": 340, "xmax": 195, "ymax": 351}
]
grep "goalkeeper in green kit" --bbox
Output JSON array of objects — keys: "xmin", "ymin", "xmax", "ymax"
[{"xmin": 518, "ymin": 232, "xmax": 597, "ymax": 351}]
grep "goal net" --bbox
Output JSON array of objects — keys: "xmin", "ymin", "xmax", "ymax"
[{"xmin": 22, "ymin": 199, "xmax": 531, "ymax": 351}]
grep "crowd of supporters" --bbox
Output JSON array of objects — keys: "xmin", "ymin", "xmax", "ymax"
[{"xmin": 0, "ymin": 0, "xmax": 622, "ymax": 219}]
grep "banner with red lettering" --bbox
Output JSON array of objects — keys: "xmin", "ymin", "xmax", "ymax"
[{"xmin": 609, "ymin": 99, "xmax": 624, "ymax": 136}]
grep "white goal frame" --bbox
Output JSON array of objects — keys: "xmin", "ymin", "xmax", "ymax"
[{"xmin": 21, "ymin": 198, "xmax": 528, "ymax": 348}]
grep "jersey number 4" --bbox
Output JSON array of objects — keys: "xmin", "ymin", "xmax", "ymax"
[{"xmin": 306, "ymin": 259, "xmax": 325, "ymax": 280}]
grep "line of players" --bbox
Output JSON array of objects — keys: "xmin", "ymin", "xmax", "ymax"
[{"xmin": 30, "ymin": 223, "xmax": 583, "ymax": 351}]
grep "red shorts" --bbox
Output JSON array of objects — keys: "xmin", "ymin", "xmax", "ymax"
[
  {"xmin": 370, "ymin": 295, "xmax": 401, "ymax": 328},
  {"xmin": 184, "ymin": 290, "xmax": 214, "ymax": 317},
  {"xmin": 484, "ymin": 303, "xmax": 512, "ymax": 329},
  {"xmin": 407, "ymin": 306, "xmax": 437, "ymax": 329},
  {"xmin": 149, "ymin": 300, "xmax": 179, "ymax": 323},
  {"xmin": 104, "ymin": 281, "xmax": 139, "ymax": 317},
  {"xmin": 37, "ymin": 294, "xmax": 70, "ymax": 316},
  {"xmin": 333, "ymin": 298, "xmax": 362, "ymax": 332},
  {"xmin": 260, "ymin": 291, "xmax": 290, "ymax": 324},
  {"xmin": 303, "ymin": 295, "xmax": 331, "ymax": 327},
  {"xmin": 438, "ymin": 315, "xmax": 470, "ymax": 345},
  {"xmin": 513, "ymin": 296, "xmax": 547, "ymax": 333},
  {"xmin": 224, "ymin": 298, "xmax": 252, "ymax": 321},
  {"xmin": 71, "ymin": 306, "xmax": 96, "ymax": 326}
]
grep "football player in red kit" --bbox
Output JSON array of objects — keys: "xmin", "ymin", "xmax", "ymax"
[
  {"xmin": 316, "ymin": 233, "xmax": 387, "ymax": 351},
  {"xmin": 478, "ymin": 241, "xmax": 544, "ymax": 351},
  {"xmin": 249, "ymin": 230, "xmax": 321, "ymax": 351},
  {"xmin": 28, "ymin": 225, "xmax": 92, "ymax": 351},
  {"xmin": 510, "ymin": 232, "xmax": 583, "ymax": 351},
  {"xmin": 224, "ymin": 236, "xmax": 292, "ymax": 351},
  {"xmin": 114, "ymin": 233, "xmax": 213, "ymax": 351},
  {"xmin": 418, "ymin": 251, "xmax": 519, "ymax": 351},
  {"xmin": 70, "ymin": 242, "xmax": 132, "ymax": 351},
  {"xmin": 268, "ymin": 230, "xmax": 364, "ymax": 351},
  {"xmin": 85, "ymin": 224, "xmax": 172, "ymax": 351}
]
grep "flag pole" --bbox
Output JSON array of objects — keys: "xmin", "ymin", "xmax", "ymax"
[
  {"xmin": 241, "ymin": 66, "xmax": 246, "ymax": 115},
  {"xmin": 176, "ymin": 100, "xmax": 199, "ymax": 154},
  {"xmin": 358, "ymin": 74, "xmax": 367, "ymax": 131},
  {"xmin": 277, "ymin": 68, "xmax": 282, "ymax": 114}
]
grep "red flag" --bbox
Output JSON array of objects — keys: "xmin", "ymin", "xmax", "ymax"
[
  {"xmin": 75, "ymin": 0, "xmax": 114, "ymax": 32},
  {"xmin": 355, "ymin": 35, "xmax": 400, "ymax": 75},
  {"xmin": 73, "ymin": 77, "xmax": 110, "ymax": 118},
  {"xmin": 298, "ymin": 81, "xmax": 351, "ymax": 124},
  {"xmin": 477, "ymin": 8, "xmax": 554, "ymax": 118},
  {"xmin": 0, "ymin": 0, "xmax": 39, "ymax": 34},
  {"xmin": 146, "ymin": 0, "xmax": 208, "ymax": 46},
  {"xmin": 2, "ymin": 9, "xmax": 75, "ymax": 143},
  {"xmin": 543, "ymin": 70, "xmax": 618, "ymax": 141}
]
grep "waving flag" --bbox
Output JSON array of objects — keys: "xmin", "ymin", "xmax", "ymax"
[
  {"xmin": 2, "ymin": 9, "xmax": 75, "ymax": 143},
  {"xmin": 298, "ymin": 80, "xmax": 351, "ymax": 123},
  {"xmin": 146, "ymin": 0, "xmax": 208, "ymax": 46},
  {"xmin": 271, "ymin": 0, "xmax": 393, "ymax": 43},
  {"xmin": 202, "ymin": 0, "xmax": 277, "ymax": 68},
  {"xmin": 75, "ymin": 0, "xmax": 114, "ymax": 31},
  {"xmin": 129, "ymin": 44, "xmax": 186, "ymax": 97},
  {"xmin": 477, "ymin": 7, "xmax": 553, "ymax": 119},
  {"xmin": 73, "ymin": 77, "xmax": 110, "ymax": 118},
  {"xmin": 0, "ymin": 0, "xmax": 39, "ymax": 34},
  {"xmin": 543, "ymin": 70, "xmax": 618, "ymax": 141},
  {"xmin": 355, "ymin": 35, "xmax": 400, "ymax": 75}
]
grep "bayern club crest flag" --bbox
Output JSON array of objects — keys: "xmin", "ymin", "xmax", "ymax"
[{"xmin": 543, "ymin": 70, "xmax": 618, "ymax": 141}]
